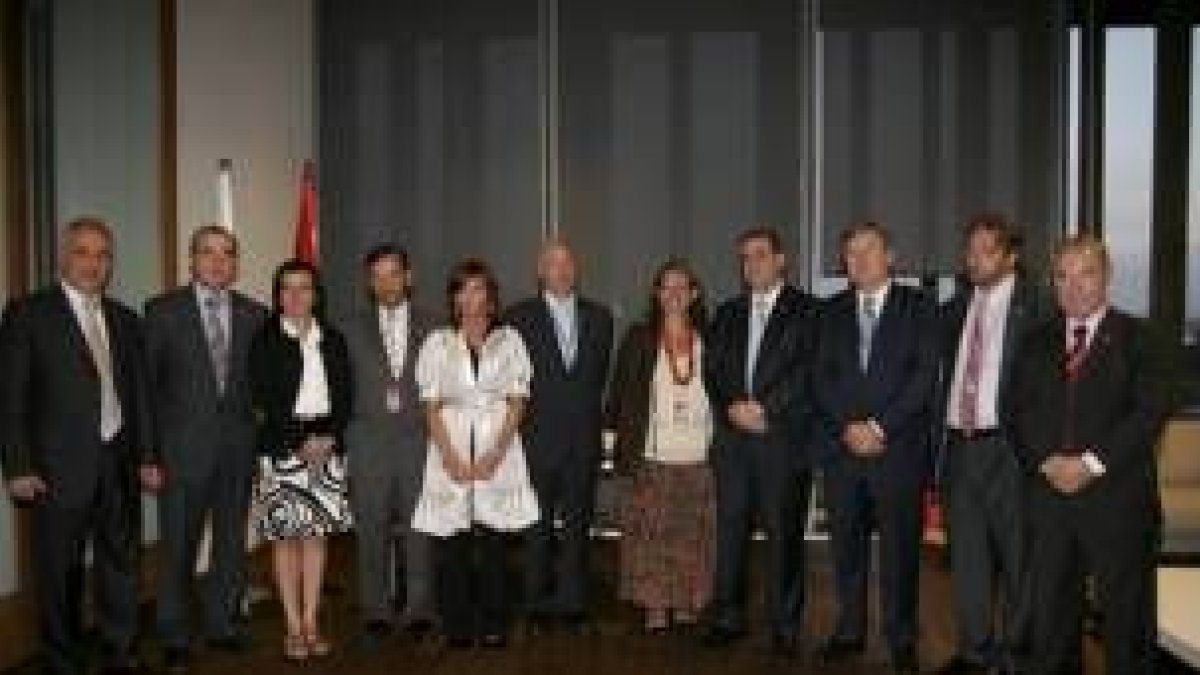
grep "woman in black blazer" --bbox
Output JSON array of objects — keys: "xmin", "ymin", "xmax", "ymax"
[
  {"xmin": 607, "ymin": 258, "xmax": 716, "ymax": 633},
  {"xmin": 249, "ymin": 259, "xmax": 353, "ymax": 661}
]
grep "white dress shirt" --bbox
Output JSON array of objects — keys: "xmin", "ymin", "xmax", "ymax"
[
  {"xmin": 855, "ymin": 281, "xmax": 891, "ymax": 438},
  {"xmin": 543, "ymin": 291, "xmax": 578, "ymax": 365},
  {"xmin": 62, "ymin": 281, "xmax": 123, "ymax": 440},
  {"xmin": 378, "ymin": 301, "xmax": 410, "ymax": 378},
  {"xmin": 946, "ymin": 274, "xmax": 1016, "ymax": 430},
  {"xmin": 282, "ymin": 318, "xmax": 332, "ymax": 418}
]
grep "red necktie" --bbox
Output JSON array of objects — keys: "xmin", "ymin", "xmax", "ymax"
[{"xmin": 1065, "ymin": 324, "xmax": 1089, "ymax": 380}]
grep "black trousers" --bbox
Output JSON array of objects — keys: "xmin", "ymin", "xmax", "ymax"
[
  {"xmin": 155, "ymin": 443, "xmax": 254, "ymax": 649},
  {"xmin": 438, "ymin": 526, "xmax": 510, "ymax": 641},
  {"xmin": 824, "ymin": 456, "xmax": 923, "ymax": 654},
  {"xmin": 940, "ymin": 434, "xmax": 1027, "ymax": 668},
  {"xmin": 523, "ymin": 454, "xmax": 596, "ymax": 618},
  {"xmin": 1024, "ymin": 483, "xmax": 1158, "ymax": 675},
  {"xmin": 709, "ymin": 435, "xmax": 811, "ymax": 638},
  {"xmin": 33, "ymin": 445, "xmax": 141, "ymax": 674}
]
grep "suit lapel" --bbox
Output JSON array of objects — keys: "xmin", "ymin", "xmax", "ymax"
[
  {"xmin": 533, "ymin": 299, "xmax": 568, "ymax": 375},
  {"xmin": 864, "ymin": 286, "xmax": 899, "ymax": 375},
  {"xmin": 752, "ymin": 287, "xmax": 794, "ymax": 386},
  {"xmin": 730, "ymin": 295, "xmax": 751, "ymax": 391},
  {"xmin": 52, "ymin": 287, "xmax": 98, "ymax": 376}
]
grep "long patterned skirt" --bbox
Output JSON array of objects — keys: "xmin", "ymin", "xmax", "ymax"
[
  {"xmin": 618, "ymin": 461, "xmax": 716, "ymax": 612},
  {"xmin": 253, "ymin": 453, "xmax": 353, "ymax": 541}
]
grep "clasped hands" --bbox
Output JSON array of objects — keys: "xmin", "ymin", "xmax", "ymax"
[
  {"xmin": 1039, "ymin": 452, "xmax": 1096, "ymax": 495},
  {"xmin": 727, "ymin": 399, "xmax": 768, "ymax": 434},
  {"xmin": 842, "ymin": 420, "xmax": 886, "ymax": 457},
  {"xmin": 441, "ymin": 446, "xmax": 505, "ymax": 484},
  {"xmin": 297, "ymin": 434, "xmax": 336, "ymax": 464}
]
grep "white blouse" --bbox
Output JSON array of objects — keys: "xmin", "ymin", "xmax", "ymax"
[
  {"xmin": 644, "ymin": 341, "xmax": 713, "ymax": 464},
  {"xmin": 281, "ymin": 318, "xmax": 331, "ymax": 418},
  {"xmin": 411, "ymin": 326, "xmax": 540, "ymax": 536}
]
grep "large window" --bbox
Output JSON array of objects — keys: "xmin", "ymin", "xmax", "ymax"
[{"xmin": 1103, "ymin": 27, "xmax": 1156, "ymax": 317}]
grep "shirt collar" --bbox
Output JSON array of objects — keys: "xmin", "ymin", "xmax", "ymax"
[
  {"xmin": 1068, "ymin": 305, "xmax": 1107, "ymax": 336},
  {"xmin": 856, "ymin": 280, "xmax": 891, "ymax": 310},
  {"xmin": 751, "ymin": 282, "xmax": 784, "ymax": 311},
  {"xmin": 60, "ymin": 280, "xmax": 99, "ymax": 313},
  {"xmin": 543, "ymin": 290, "xmax": 577, "ymax": 312},
  {"xmin": 378, "ymin": 300, "xmax": 409, "ymax": 322},
  {"xmin": 281, "ymin": 316, "xmax": 322, "ymax": 346},
  {"xmin": 193, "ymin": 282, "xmax": 229, "ymax": 308},
  {"xmin": 972, "ymin": 273, "xmax": 1016, "ymax": 308}
]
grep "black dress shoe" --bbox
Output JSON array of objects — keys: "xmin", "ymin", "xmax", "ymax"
[
  {"xmin": 404, "ymin": 617, "xmax": 435, "ymax": 640},
  {"xmin": 480, "ymin": 633, "xmax": 508, "ymax": 649},
  {"xmin": 814, "ymin": 635, "xmax": 865, "ymax": 664},
  {"xmin": 933, "ymin": 655, "xmax": 989, "ymax": 674},
  {"xmin": 443, "ymin": 636, "xmax": 474, "ymax": 651},
  {"xmin": 206, "ymin": 630, "xmax": 251, "ymax": 654},
  {"xmin": 891, "ymin": 646, "xmax": 920, "ymax": 674},
  {"xmin": 352, "ymin": 621, "xmax": 392, "ymax": 653},
  {"xmin": 769, "ymin": 633, "xmax": 801, "ymax": 658},
  {"xmin": 162, "ymin": 647, "xmax": 189, "ymax": 674},
  {"xmin": 702, "ymin": 625, "xmax": 748, "ymax": 648}
]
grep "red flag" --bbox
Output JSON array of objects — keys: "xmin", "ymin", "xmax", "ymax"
[{"xmin": 294, "ymin": 161, "xmax": 318, "ymax": 264}]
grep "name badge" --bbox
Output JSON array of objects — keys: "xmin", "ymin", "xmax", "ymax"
[{"xmin": 385, "ymin": 383, "xmax": 404, "ymax": 413}]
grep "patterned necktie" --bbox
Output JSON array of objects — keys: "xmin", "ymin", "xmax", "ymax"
[
  {"xmin": 859, "ymin": 295, "xmax": 879, "ymax": 371},
  {"xmin": 958, "ymin": 293, "xmax": 988, "ymax": 433},
  {"xmin": 83, "ymin": 296, "xmax": 123, "ymax": 440},
  {"xmin": 746, "ymin": 297, "xmax": 768, "ymax": 391},
  {"xmin": 204, "ymin": 295, "xmax": 229, "ymax": 393}
]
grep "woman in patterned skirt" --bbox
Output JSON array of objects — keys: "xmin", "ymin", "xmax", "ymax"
[
  {"xmin": 607, "ymin": 259, "xmax": 716, "ymax": 633},
  {"xmin": 249, "ymin": 259, "xmax": 353, "ymax": 661}
]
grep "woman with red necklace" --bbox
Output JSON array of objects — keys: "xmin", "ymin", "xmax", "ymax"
[{"xmin": 608, "ymin": 259, "xmax": 716, "ymax": 634}]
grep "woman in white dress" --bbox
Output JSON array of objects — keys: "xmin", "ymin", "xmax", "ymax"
[{"xmin": 413, "ymin": 258, "xmax": 539, "ymax": 648}]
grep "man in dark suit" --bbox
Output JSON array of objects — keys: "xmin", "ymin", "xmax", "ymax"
[
  {"xmin": 144, "ymin": 225, "xmax": 267, "ymax": 671},
  {"xmin": 0, "ymin": 217, "xmax": 163, "ymax": 674},
  {"xmin": 934, "ymin": 215, "xmax": 1049, "ymax": 675},
  {"xmin": 506, "ymin": 240, "xmax": 613, "ymax": 630},
  {"xmin": 812, "ymin": 221, "xmax": 939, "ymax": 674},
  {"xmin": 702, "ymin": 225, "xmax": 817, "ymax": 657},
  {"xmin": 342, "ymin": 244, "xmax": 436, "ymax": 650},
  {"xmin": 1007, "ymin": 235, "xmax": 1173, "ymax": 675}
]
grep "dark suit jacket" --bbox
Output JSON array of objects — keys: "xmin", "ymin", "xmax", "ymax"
[
  {"xmin": 812, "ymin": 283, "xmax": 939, "ymax": 475},
  {"xmin": 704, "ymin": 284, "xmax": 818, "ymax": 463},
  {"xmin": 342, "ymin": 303, "xmax": 433, "ymax": 474},
  {"xmin": 1005, "ymin": 310, "xmax": 1175, "ymax": 517},
  {"xmin": 606, "ymin": 322, "xmax": 715, "ymax": 476},
  {"xmin": 248, "ymin": 316, "xmax": 353, "ymax": 459},
  {"xmin": 935, "ymin": 279, "xmax": 1051, "ymax": 450},
  {"xmin": 143, "ymin": 286, "xmax": 267, "ymax": 480},
  {"xmin": 505, "ymin": 296, "xmax": 613, "ymax": 474},
  {"xmin": 0, "ymin": 285, "xmax": 156, "ymax": 507}
]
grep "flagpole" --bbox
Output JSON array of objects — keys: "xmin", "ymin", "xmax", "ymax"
[{"xmin": 217, "ymin": 158, "xmax": 235, "ymax": 231}]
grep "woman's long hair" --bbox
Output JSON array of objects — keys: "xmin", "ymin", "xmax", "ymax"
[{"xmin": 646, "ymin": 257, "xmax": 707, "ymax": 338}]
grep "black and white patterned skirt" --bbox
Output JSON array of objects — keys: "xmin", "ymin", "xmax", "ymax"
[{"xmin": 253, "ymin": 453, "xmax": 353, "ymax": 541}]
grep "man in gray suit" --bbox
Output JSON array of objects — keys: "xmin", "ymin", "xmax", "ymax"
[
  {"xmin": 144, "ymin": 225, "xmax": 267, "ymax": 672},
  {"xmin": 343, "ymin": 244, "xmax": 436, "ymax": 651}
]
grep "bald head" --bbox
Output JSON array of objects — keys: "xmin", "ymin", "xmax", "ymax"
[{"xmin": 538, "ymin": 238, "xmax": 577, "ymax": 297}]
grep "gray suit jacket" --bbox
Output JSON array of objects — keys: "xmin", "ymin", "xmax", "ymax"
[
  {"xmin": 143, "ymin": 286, "xmax": 268, "ymax": 481},
  {"xmin": 342, "ymin": 303, "xmax": 434, "ymax": 478}
]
